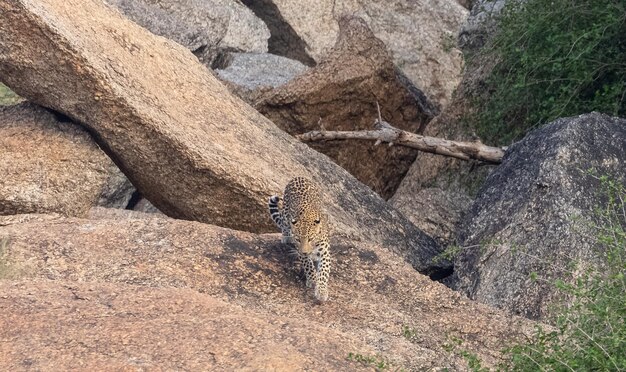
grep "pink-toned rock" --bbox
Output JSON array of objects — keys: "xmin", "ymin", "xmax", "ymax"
[
  {"xmin": 0, "ymin": 280, "xmax": 376, "ymax": 371},
  {"xmin": 0, "ymin": 103, "xmax": 131, "ymax": 216},
  {"xmin": 0, "ymin": 215, "xmax": 536, "ymax": 370}
]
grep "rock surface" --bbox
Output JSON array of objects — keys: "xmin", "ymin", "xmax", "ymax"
[
  {"xmin": 256, "ymin": 17, "xmax": 438, "ymax": 199},
  {"xmin": 391, "ymin": 187, "xmax": 472, "ymax": 247},
  {"xmin": 132, "ymin": 197, "xmax": 163, "ymax": 214},
  {"xmin": 0, "ymin": 0, "xmax": 444, "ymax": 275},
  {"xmin": 96, "ymin": 165, "xmax": 135, "ymax": 209},
  {"xmin": 215, "ymin": 52, "xmax": 308, "ymax": 103},
  {"xmin": 0, "ymin": 216, "xmax": 536, "ymax": 370},
  {"xmin": 106, "ymin": 0, "xmax": 269, "ymax": 66},
  {"xmin": 0, "ymin": 103, "xmax": 131, "ymax": 216},
  {"xmin": 242, "ymin": 0, "xmax": 468, "ymax": 106},
  {"xmin": 0, "ymin": 280, "xmax": 378, "ymax": 371},
  {"xmin": 459, "ymin": 0, "xmax": 510, "ymax": 51},
  {"xmin": 216, "ymin": 52, "xmax": 307, "ymax": 90},
  {"xmin": 451, "ymin": 113, "xmax": 626, "ymax": 319}
]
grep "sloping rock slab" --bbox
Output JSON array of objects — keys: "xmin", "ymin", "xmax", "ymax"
[
  {"xmin": 256, "ymin": 16, "xmax": 438, "ymax": 199},
  {"xmin": 0, "ymin": 0, "xmax": 443, "ymax": 274},
  {"xmin": 451, "ymin": 113, "xmax": 626, "ymax": 319},
  {"xmin": 0, "ymin": 280, "xmax": 376, "ymax": 371},
  {"xmin": 0, "ymin": 216, "xmax": 535, "ymax": 370},
  {"xmin": 0, "ymin": 103, "xmax": 130, "ymax": 216}
]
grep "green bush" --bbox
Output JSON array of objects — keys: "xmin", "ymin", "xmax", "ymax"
[
  {"xmin": 472, "ymin": 0, "xmax": 626, "ymax": 145},
  {"xmin": 0, "ymin": 82, "xmax": 21, "ymax": 105},
  {"xmin": 501, "ymin": 176, "xmax": 626, "ymax": 371}
]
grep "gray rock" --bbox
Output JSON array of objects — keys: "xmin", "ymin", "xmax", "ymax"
[
  {"xmin": 97, "ymin": 165, "xmax": 136, "ymax": 209},
  {"xmin": 106, "ymin": 0, "xmax": 269, "ymax": 66},
  {"xmin": 451, "ymin": 113, "xmax": 626, "ymax": 319},
  {"xmin": 133, "ymin": 197, "xmax": 164, "ymax": 214},
  {"xmin": 215, "ymin": 52, "xmax": 308, "ymax": 90},
  {"xmin": 459, "ymin": 0, "xmax": 521, "ymax": 52},
  {"xmin": 391, "ymin": 187, "xmax": 472, "ymax": 248}
]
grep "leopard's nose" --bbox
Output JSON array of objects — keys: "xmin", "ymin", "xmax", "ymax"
[{"xmin": 300, "ymin": 240, "xmax": 313, "ymax": 254}]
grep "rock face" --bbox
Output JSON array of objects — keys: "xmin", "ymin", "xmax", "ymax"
[
  {"xmin": 216, "ymin": 52, "xmax": 308, "ymax": 90},
  {"xmin": 256, "ymin": 17, "xmax": 438, "ymax": 199},
  {"xmin": 106, "ymin": 0, "xmax": 270, "ymax": 66},
  {"xmin": 451, "ymin": 113, "xmax": 626, "ymax": 319},
  {"xmin": 459, "ymin": 0, "xmax": 510, "ymax": 51},
  {"xmin": 391, "ymin": 187, "xmax": 472, "ymax": 247},
  {"xmin": 0, "ymin": 103, "xmax": 131, "ymax": 216},
  {"xmin": 242, "ymin": 0, "xmax": 468, "ymax": 106},
  {"xmin": 0, "ymin": 215, "xmax": 535, "ymax": 370},
  {"xmin": 0, "ymin": 0, "xmax": 444, "ymax": 275},
  {"xmin": 215, "ymin": 52, "xmax": 308, "ymax": 103},
  {"xmin": 1, "ymin": 281, "xmax": 379, "ymax": 371},
  {"xmin": 96, "ymin": 165, "xmax": 135, "ymax": 209}
]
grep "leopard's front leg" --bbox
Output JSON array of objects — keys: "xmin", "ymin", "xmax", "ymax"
[{"xmin": 313, "ymin": 242, "xmax": 331, "ymax": 302}]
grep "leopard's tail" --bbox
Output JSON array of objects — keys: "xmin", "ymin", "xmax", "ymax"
[{"xmin": 268, "ymin": 195, "xmax": 283, "ymax": 228}]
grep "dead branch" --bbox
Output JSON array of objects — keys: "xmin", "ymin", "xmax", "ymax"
[{"xmin": 297, "ymin": 120, "xmax": 506, "ymax": 164}]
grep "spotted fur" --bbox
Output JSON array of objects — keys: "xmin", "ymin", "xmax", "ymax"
[{"xmin": 268, "ymin": 177, "xmax": 331, "ymax": 302}]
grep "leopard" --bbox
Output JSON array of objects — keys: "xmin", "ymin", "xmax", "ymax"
[{"xmin": 268, "ymin": 177, "xmax": 331, "ymax": 302}]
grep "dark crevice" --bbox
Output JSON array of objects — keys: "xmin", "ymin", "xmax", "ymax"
[
  {"xmin": 429, "ymin": 266, "xmax": 454, "ymax": 282},
  {"xmin": 210, "ymin": 51, "xmax": 234, "ymax": 70},
  {"xmin": 49, "ymin": 109, "xmax": 73, "ymax": 123},
  {"xmin": 125, "ymin": 190, "xmax": 142, "ymax": 210},
  {"xmin": 240, "ymin": 0, "xmax": 317, "ymax": 66}
]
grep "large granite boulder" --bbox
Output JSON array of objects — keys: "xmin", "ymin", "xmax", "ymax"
[
  {"xmin": 0, "ymin": 215, "xmax": 535, "ymax": 370},
  {"xmin": 106, "ymin": 0, "xmax": 270, "ymax": 66},
  {"xmin": 242, "ymin": 0, "xmax": 468, "ymax": 106},
  {"xmin": 256, "ymin": 16, "xmax": 438, "ymax": 199},
  {"xmin": 0, "ymin": 0, "xmax": 443, "ymax": 274},
  {"xmin": 0, "ymin": 103, "xmax": 132, "ymax": 216},
  {"xmin": 451, "ymin": 113, "xmax": 626, "ymax": 319}
]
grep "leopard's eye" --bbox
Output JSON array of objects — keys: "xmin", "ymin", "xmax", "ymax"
[
  {"xmin": 291, "ymin": 218, "xmax": 297, "ymax": 224},
  {"xmin": 314, "ymin": 218, "xmax": 321, "ymax": 224}
]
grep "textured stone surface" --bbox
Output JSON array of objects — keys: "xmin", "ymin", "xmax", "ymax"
[
  {"xmin": 256, "ymin": 17, "xmax": 438, "ymax": 199},
  {"xmin": 391, "ymin": 187, "xmax": 472, "ymax": 247},
  {"xmin": 451, "ymin": 113, "xmax": 626, "ymax": 319},
  {"xmin": 0, "ymin": 0, "xmax": 444, "ymax": 275},
  {"xmin": 0, "ymin": 103, "xmax": 129, "ymax": 216},
  {"xmin": 0, "ymin": 280, "xmax": 376, "ymax": 371},
  {"xmin": 132, "ymin": 197, "xmax": 163, "ymax": 214},
  {"xmin": 459, "ymin": 0, "xmax": 510, "ymax": 51},
  {"xmin": 0, "ymin": 216, "xmax": 536, "ymax": 370},
  {"xmin": 242, "ymin": 0, "xmax": 468, "ymax": 106},
  {"xmin": 216, "ymin": 52, "xmax": 308, "ymax": 90},
  {"xmin": 106, "ymin": 0, "xmax": 269, "ymax": 66},
  {"xmin": 96, "ymin": 165, "xmax": 135, "ymax": 209}
]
